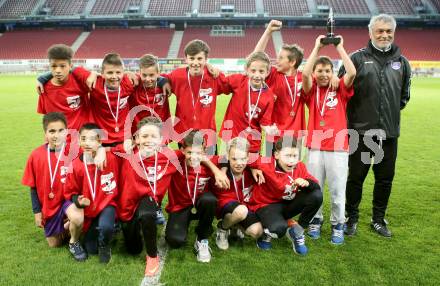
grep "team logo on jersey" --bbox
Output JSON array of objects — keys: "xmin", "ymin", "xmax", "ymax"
[
  {"xmin": 146, "ymin": 165, "xmax": 165, "ymax": 181},
  {"xmin": 101, "ymin": 172, "xmax": 116, "ymax": 194},
  {"xmin": 199, "ymin": 88, "xmax": 213, "ymax": 106},
  {"xmin": 391, "ymin": 62, "xmax": 401, "ymax": 70},
  {"xmin": 60, "ymin": 166, "xmax": 68, "ymax": 183},
  {"xmin": 66, "ymin": 95, "xmax": 81, "ymax": 109},
  {"xmin": 120, "ymin": 97, "xmax": 129, "ymax": 109},
  {"xmin": 297, "ymin": 82, "xmax": 303, "ymax": 94},
  {"xmin": 325, "ymin": 91, "xmax": 338, "ymax": 108},
  {"xmin": 154, "ymin": 93, "xmax": 165, "ymax": 106},
  {"xmin": 197, "ymin": 177, "xmax": 211, "ymax": 191},
  {"xmin": 245, "ymin": 104, "xmax": 262, "ymax": 119},
  {"xmin": 242, "ymin": 186, "xmax": 253, "ymax": 203},
  {"xmin": 282, "ymin": 184, "xmax": 298, "ymax": 200}
]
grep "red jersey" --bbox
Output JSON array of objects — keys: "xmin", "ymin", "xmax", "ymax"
[
  {"xmin": 219, "ymin": 74, "xmax": 275, "ymax": 153},
  {"xmin": 38, "ymin": 68, "xmax": 91, "ymax": 131},
  {"xmin": 22, "ymin": 144, "xmax": 70, "ymax": 221},
  {"xmin": 212, "ymin": 168, "xmax": 254, "ymax": 218},
  {"xmin": 166, "ymin": 67, "xmax": 229, "ymax": 146},
  {"xmin": 265, "ymin": 67, "xmax": 306, "ymax": 140},
  {"xmin": 129, "ymin": 82, "xmax": 171, "ymax": 134},
  {"xmin": 248, "ymin": 157, "xmax": 317, "ymax": 212},
  {"xmin": 73, "ymin": 68, "xmax": 134, "ymax": 144},
  {"xmin": 117, "ymin": 147, "xmax": 181, "ymax": 222},
  {"xmin": 166, "ymin": 155, "xmax": 213, "ymax": 213},
  {"xmin": 304, "ymin": 78, "xmax": 354, "ymax": 152},
  {"xmin": 64, "ymin": 152, "xmax": 119, "ymax": 222}
]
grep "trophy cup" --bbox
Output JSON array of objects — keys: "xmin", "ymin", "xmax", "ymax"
[{"xmin": 320, "ymin": 8, "xmax": 341, "ymax": 46}]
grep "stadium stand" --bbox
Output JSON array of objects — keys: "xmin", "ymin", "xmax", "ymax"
[
  {"xmin": 315, "ymin": 0, "xmax": 370, "ymax": 15},
  {"xmin": 0, "ymin": 0, "xmax": 40, "ymax": 19},
  {"xmin": 75, "ymin": 28, "xmax": 174, "ymax": 58},
  {"xmin": 43, "ymin": 0, "xmax": 88, "ymax": 16},
  {"xmin": 0, "ymin": 29, "xmax": 82, "ymax": 59},
  {"xmin": 430, "ymin": 0, "xmax": 440, "ymax": 12},
  {"xmin": 91, "ymin": 0, "xmax": 143, "ymax": 15},
  {"xmin": 199, "ymin": 0, "xmax": 256, "ymax": 14},
  {"xmin": 147, "ymin": 0, "xmax": 192, "ymax": 16},
  {"xmin": 375, "ymin": 0, "xmax": 423, "ymax": 15},
  {"xmin": 263, "ymin": 0, "xmax": 309, "ymax": 16},
  {"xmin": 178, "ymin": 28, "xmax": 276, "ymax": 58}
]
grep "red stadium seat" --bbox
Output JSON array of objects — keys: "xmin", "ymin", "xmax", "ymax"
[
  {"xmin": 0, "ymin": 29, "xmax": 82, "ymax": 59},
  {"xmin": 375, "ymin": 0, "xmax": 423, "ymax": 15},
  {"xmin": 178, "ymin": 28, "xmax": 276, "ymax": 59},
  {"xmin": 75, "ymin": 28, "xmax": 174, "ymax": 58}
]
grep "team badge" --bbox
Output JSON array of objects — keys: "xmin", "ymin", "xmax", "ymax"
[
  {"xmin": 391, "ymin": 62, "xmax": 401, "ymax": 70},
  {"xmin": 66, "ymin": 95, "xmax": 81, "ymax": 109},
  {"xmin": 101, "ymin": 172, "xmax": 116, "ymax": 194}
]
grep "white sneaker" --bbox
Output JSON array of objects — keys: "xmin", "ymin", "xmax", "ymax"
[
  {"xmin": 215, "ymin": 227, "xmax": 229, "ymax": 250},
  {"xmin": 194, "ymin": 239, "xmax": 212, "ymax": 263}
]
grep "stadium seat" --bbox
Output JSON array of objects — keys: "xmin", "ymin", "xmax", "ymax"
[
  {"xmin": 263, "ymin": 0, "xmax": 309, "ymax": 16},
  {"xmin": 43, "ymin": 0, "xmax": 88, "ymax": 16},
  {"xmin": 375, "ymin": 0, "xmax": 423, "ymax": 15},
  {"xmin": 315, "ymin": 0, "xmax": 370, "ymax": 15},
  {"xmin": 147, "ymin": 0, "xmax": 192, "ymax": 16},
  {"xmin": 178, "ymin": 28, "xmax": 276, "ymax": 58},
  {"xmin": 90, "ymin": 0, "xmax": 142, "ymax": 15},
  {"xmin": 0, "ymin": 29, "xmax": 82, "ymax": 59},
  {"xmin": 199, "ymin": 0, "xmax": 256, "ymax": 14},
  {"xmin": 75, "ymin": 28, "xmax": 174, "ymax": 58},
  {"xmin": 0, "ymin": 0, "xmax": 40, "ymax": 18}
]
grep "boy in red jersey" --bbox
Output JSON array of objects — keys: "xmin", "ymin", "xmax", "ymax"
[
  {"xmin": 129, "ymin": 54, "xmax": 171, "ymax": 132},
  {"xmin": 254, "ymin": 20, "xmax": 306, "ymax": 145},
  {"xmin": 301, "ymin": 35, "xmax": 356, "ymax": 245},
  {"xmin": 165, "ymin": 130, "xmax": 228, "ymax": 263},
  {"xmin": 248, "ymin": 137, "xmax": 322, "ymax": 255},
  {"xmin": 117, "ymin": 116, "xmax": 181, "ymax": 276},
  {"xmin": 75, "ymin": 53, "xmax": 135, "ymax": 146},
  {"xmin": 165, "ymin": 40, "xmax": 229, "ymax": 154},
  {"xmin": 64, "ymin": 123, "xmax": 120, "ymax": 263},
  {"xmin": 37, "ymin": 44, "xmax": 92, "ymax": 131},
  {"xmin": 213, "ymin": 137, "xmax": 263, "ymax": 250},
  {"xmin": 22, "ymin": 112, "xmax": 86, "ymax": 261},
  {"xmin": 219, "ymin": 51, "xmax": 278, "ymax": 155}
]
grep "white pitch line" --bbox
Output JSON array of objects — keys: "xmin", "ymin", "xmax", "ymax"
[{"xmin": 140, "ymin": 222, "xmax": 168, "ymax": 286}]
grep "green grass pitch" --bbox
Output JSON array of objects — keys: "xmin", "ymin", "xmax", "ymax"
[{"xmin": 0, "ymin": 75, "xmax": 439, "ymax": 285}]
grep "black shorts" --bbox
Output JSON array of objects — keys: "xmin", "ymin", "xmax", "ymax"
[{"xmin": 221, "ymin": 201, "xmax": 260, "ymax": 230}]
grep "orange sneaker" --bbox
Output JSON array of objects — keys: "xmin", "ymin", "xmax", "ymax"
[{"xmin": 144, "ymin": 255, "xmax": 160, "ymax": 277}]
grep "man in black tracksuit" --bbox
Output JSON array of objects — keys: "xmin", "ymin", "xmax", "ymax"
[{"xmin": 338, "ymin": 14, "xmax": 411, "ymax": 237}]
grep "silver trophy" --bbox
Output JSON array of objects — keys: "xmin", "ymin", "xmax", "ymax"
[{"xmin": 320, "ymin": 8, "xmax": 341, "ymax": 46}]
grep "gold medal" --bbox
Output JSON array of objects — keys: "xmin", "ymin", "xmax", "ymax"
[
  {"xmin": 246, "ymin": 126, "xmax": 252, "ymax": 133},
  {"xmin": 290, "ymin": 111, "xmax": 296, "ymax": 117},
  {"xmin": 115, "ymin": 126, "xmax": 119, "ymax": 132},
  {"xmin": 320, "ymin": 120, "xmax": 325, "ymax": 127},
  {"xmin": 191, "ymin": 207, "xmax": 197, "ymax": 214},
  {"xmin": 48, "ymin": 192, "xmax": 55, "ymax": 199}
]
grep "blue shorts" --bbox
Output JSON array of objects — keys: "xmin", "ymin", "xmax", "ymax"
[{"xmin": 44, "ymin": 200, "xmax": 72, "ymax": 237}]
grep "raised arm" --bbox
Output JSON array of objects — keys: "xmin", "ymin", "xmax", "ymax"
[
  {"xmin": 302, "ymin": 35, "xmax": 325, "ymax": 94},
  {"xmin": 336, "ymin": 36, "xmax": 356, "ymax": 88},
  {"xmin": 253, "ymin": 20, "xmax": 282, "ymax": 53}
]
